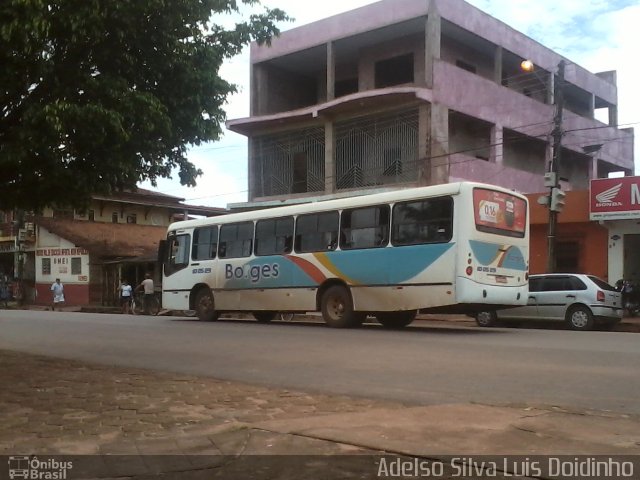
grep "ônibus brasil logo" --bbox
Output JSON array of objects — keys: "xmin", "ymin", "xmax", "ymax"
[
  {"xmin": 8, "ymin": 456, "xmax": 72, "ymax": 479},
  {"xmin": 595, "ymin": 183, "xmax": 623, "ymax": 207}
]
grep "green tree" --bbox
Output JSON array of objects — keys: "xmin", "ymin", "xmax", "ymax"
[{"xmin": 0, "ymin": 0, "xmax": 289, "ymax": 210}]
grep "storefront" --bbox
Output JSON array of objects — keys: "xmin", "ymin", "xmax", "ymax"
[
  {"xmin": 590, "ymin": 176, "xmax": 640, "ymax": 284},
  {"xmin": 527, "ymin": 190, "xmax": 609, "ymax": 279}
]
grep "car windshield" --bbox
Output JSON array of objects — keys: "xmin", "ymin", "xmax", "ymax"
[{"xmin": 587, "ymin": 275, "xmax": 617, "ymax": 292}]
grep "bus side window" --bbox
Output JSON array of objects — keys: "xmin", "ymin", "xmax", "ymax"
[
  {"xmin": 219, "ymin": 222, "xmax": 253, "ymax": 259},
  {"xmin": 391, "ymin": 197, "xmax": 453, "ymax": 246},
  {"xmin": 256, "ymin": 217, "xmax": 294, "ymax": 256},
  {"xmin": 340, "ymin": 205, "xmax": 390, "ymax": 250},
  {"xmin": 192, "ymin": 226, "xmax": 218, "ymax": 261},
  {"xmin": 295, "ymin": 211, "xmax": 339, "ymax": 253},
  {"xmin": 165, "ymin": 234, "xmax": 190, "ymax": 276}
]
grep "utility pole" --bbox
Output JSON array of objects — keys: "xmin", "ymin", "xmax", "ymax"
[{"xmin": 546, "ymin": 60, "xmax": 566, "ymax": 273}]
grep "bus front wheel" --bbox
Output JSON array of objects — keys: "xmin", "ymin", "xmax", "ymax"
[
  {"xmin": 195, "ymin": 289, "xmax": 218, "ymax": 322},
  {"xmin": 376, "ymin": 310, "xmax": 417, "ymax": 329},
  {"xmin": 321, "ymin": 285, "xmax": 362, "ymax": 328}
]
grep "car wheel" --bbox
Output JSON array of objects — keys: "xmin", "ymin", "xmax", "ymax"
[
  {"xmin": 566, "ymin": 305, "xmax": 594, "ymax": 331},
  {"xmin": 253, "ymin": 312, "xmax": 276, "ymax": 323},
  {"xmin": 195, "ymin": 288, "xmax": 218, "ymax": 322},
  {"xmin": 320, "ymin": 285, "xmax": 361, "ymax": 328},
  {"xmin": 476, "ymin": 310, "xmax": 497, "ymax": 327},
  {"xmin": 376, "ymin": 310, "xmax": 417, "ymax": 329}
]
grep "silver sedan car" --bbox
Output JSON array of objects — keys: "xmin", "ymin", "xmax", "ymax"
[{"xmin": 476, "ymin": 273, "xmax": 623, "ymax": 331}]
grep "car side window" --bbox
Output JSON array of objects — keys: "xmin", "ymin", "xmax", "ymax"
[
  {"xmin": 569, "ymin": 277, "xmax": 587, "ymax": 290},
  {"xmin": 528, "ymin": 278, "xmax": 543, "ymax": 292},
  {"xmin": 540, "ymin": 277, "xmax": 569, "ymax": 292}
]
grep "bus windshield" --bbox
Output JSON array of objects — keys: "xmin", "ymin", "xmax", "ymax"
[{"xmin": 473, "ymin": 188, "xmax": 527, "ymax": 238}]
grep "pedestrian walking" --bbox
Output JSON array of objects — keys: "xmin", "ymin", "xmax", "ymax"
[
  {"xmin": 50, "ymin": 278, "xmax": 65, "ymax": 311},
  {"xmin": 117, "ymin": 278, "xmax": 133, "ymax": 314}
]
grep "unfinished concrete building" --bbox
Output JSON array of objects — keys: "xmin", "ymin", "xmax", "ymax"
[{"xmin": 227, "ymin": 0, "xmax": 634, "ymax": 206}]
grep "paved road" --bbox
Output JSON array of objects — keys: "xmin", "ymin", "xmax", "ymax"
[{"xmin": 1, "ymin": 310, "xmax": 639, "ymax": 414}]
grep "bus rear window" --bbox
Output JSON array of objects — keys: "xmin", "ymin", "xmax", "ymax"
[{"xmin": 473, "ymin": 188, "xmax": 527, "ymax": 238}]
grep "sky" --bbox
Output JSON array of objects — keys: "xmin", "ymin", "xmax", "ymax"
[{"xmin": 143, "ymin": 0, "xmax": 640, "ymax": 207}]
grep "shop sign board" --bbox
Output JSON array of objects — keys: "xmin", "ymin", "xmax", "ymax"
[{"xmin": 590, "ymin": 176, "xmax": 640, "ymax": 220}]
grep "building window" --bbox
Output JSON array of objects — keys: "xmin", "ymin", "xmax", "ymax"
[
  {"xmin": 71, "ymin": 257, "xmax": 82, "ymax": 275},
  {"xmin": 112, "ymin": 212, "xmax": 118, "ymax": 223},
  {"xmin": 335, "ymin": 78, "xmax": 358, "ymax": 97},
  {"xmin": 292, "ymin": 153, "xmax": 307, "ymax": 194},
  {"xmin": 375, "ymin": 53, "xmax": 414, "ymax": 88},
  {"xmin": 42, "ymin": 258, "xmax": 51, "ymax": 275},
  {"xmin": 455, "ymin": 60, "xmax": 477, "ymax": 74},
  {"xmin": 126, "ymin": 214, "xmax": 137, "ymax": 224}
]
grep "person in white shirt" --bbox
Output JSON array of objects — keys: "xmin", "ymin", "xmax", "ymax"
[
  {"xmin": 118, "ymin": 279, "xmax": 133, "ymax": 314},
  {"xmin": 136, "ymin": 273, "xmax": 155, "ymax": 315},
  {"xmin": 50, "ymin": 278, "xmax": 65, "ymax": 311}
]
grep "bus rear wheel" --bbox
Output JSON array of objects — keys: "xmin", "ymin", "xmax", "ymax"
[
  {"xmin": 321, "ymin": 285, "xmax": 362, "ymax": 328},
  {"xmin": 195, "ymin": 289, "xmax": 218, "ymax": 322},
  {"xmin": 253, "ymin": 312, "xmax": 276, "ymax": 323},
  {"xmin": 376, "ymin": 310, "xmax": 417, "ymax": 329}
]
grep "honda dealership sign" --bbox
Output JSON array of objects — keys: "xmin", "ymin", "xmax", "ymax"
[{"xmin": 590, "ymin": 176, "xmax": 640, "ymax": 220}]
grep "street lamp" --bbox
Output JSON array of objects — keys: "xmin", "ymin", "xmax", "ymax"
[{"xmin": 520, "ymin": 60, "xmax": 534, "ymax": 72}]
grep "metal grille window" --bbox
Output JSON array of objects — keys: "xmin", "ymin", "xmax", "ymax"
[
  {"xmin": 295, "ymin": 211, "xmax": 339, "ymax": 253},
  {"xmin": 71, "ymin": 257, "xmax": 82, "ymax": 275},
  {"xmin": 255, "ymin": 217, "xmax": 294, "ymax": 256},
  {"xmin": 219, "ymin": 222, "xmax": 254, "ymax": 259},
  {"xmin": 192, "ymin": 226, "xmax": 218, "ymax": 261},
  {"xmin": 254, "ymin": 128, "xmax": 325, "ymax": 197},
  {"xmin": 335, "ymin": 109, "xmax": 419, "ymax": 190},
  {"xmin": 42, "ymin": 258, "xmax": 51, "ymax": 275},
  {"xmin": 340, "ymin": 205, "xmax": 390, "ymax": 250},
  {"xmin": 392, "ymin": 197, "xmax": 453, "ymax": 246}
]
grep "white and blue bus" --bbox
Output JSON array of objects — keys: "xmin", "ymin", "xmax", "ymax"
[{"xmin": 161, "ymin": 182, "xmax": 529, "ymax": 328}]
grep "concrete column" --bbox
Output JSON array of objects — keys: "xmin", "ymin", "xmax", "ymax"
[
  {"xmin": 589, "ymin": 93, "xmax": 596, "ymax": 119},
  {"xmin": 252, "ymin": 64, "xmax": 269, "ymax": 116},
  {"xmin": 494, "ymin": 46, "xmax": 503, "ymax": 85},
  {"xmin": 247, "ymin": 138, "xmax": 257, "ymax": 201},
  {"xmin": 609, "ymin": 105, "xmax": 618, "ymax": 127},
  {"xmin": 418, "ymin": 104, "xmax": 430, "ymax": 185},
  {"xmin": 424, "ymin": 3, "xmax": 441, "ymax": 90},
  {"xmin": 327, "ymin": 42, "xmax": 335, "ymax": 101},
  {"xmin": 429, "ymin": 103, "xmax": 449, "ymax": 185},
  {"xmin": 591, "ymin": 156, "xmax": 599, "ymax": 179},
  {"xmin": 491, "ymin": 124, "xmax": 503, "ymax": 167},
  {"xmin": 324, "ymin": 121, "xmax": 335, "ymax": 193}
]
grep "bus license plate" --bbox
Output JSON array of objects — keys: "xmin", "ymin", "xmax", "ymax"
[{"xmin": 495, "ymin": 275, "xmax": 507, "ymax": 284}]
